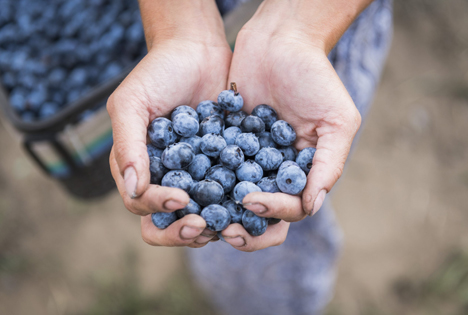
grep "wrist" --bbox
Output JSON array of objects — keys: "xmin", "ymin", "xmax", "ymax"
[
  {"xmin": 138, "ymin": 0, "xmax": 228, "ymax": 50},
  {"xmin": 243, "ymin": 0, "xmax": 372, "ymax": 53}
]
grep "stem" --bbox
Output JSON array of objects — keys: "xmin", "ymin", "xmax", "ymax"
[{"xmin": 230, "ymin": 82, "xmax": 238, "ymax": 95}]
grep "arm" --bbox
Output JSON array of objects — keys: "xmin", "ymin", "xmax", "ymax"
[
  {"xmin": 108, "ymin": 0, "xmax": 231, "ymax": 247},
  {"xmin": 138, "ymin": 0, "xmax": 226, "ymax": 49},
  {"xmin": 220, "ymin": 0, "xmax": 372, "ymax": 251},
  {"xmin": 244, "ymin": 0, "xmax": 373, "ymax": 52}
]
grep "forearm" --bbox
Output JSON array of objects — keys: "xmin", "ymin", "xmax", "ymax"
[
  {"xmin": 246, "ymin": 0, "xmax": 374, "ymax": 53},
  {"xmin": 137, "ymin": 0, "xmax": 226, "ymax": 49}
]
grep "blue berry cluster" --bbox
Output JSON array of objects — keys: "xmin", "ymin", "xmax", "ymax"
[
  {"xmin": 148, "ymin": 84, "xmax": 316, "ymax": 237},
  {"xmin": 0, "ymin": 0, "xmax": 146, "ymax": 121}
]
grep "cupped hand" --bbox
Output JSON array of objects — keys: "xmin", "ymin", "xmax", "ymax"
[
  {"xmin": 221, "ymin": 24, "xmax": 361, "ymax": 251},
  {"xmin": 107, "ymin": 39, "xmax": 232, "ymax": 248}
]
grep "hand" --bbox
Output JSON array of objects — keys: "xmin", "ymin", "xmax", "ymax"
[
  {"xmin": 220, "ymin": 6, "xmax": 361, "ymax": 252},
  {"xmin": 108, "ymin": 38, "xmax": 232, "ymax": 248}
]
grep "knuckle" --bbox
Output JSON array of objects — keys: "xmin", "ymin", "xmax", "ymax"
[
  {"xmin": 332, "ymin": 164, "xmax": 344, "ymax": 182},
  {"xmin": 353, "ymin": 110, "xmax": 362, "ymax": 129},
  {"xmin": 141, "ymin": 230, "xmax": 157, "ymax": 246},
  {"xmin": 122, "ymin": 197, "xmax": 135, "ymax": 212},
  {"xmin": 274, "ymin": 234, "xmax": 287, "ymax": 247},
  {"xmin": 189, "ymin": 242, "xmax": 207, "ymax": 248},
  {"xmin": 240, "ymin": 244, "xmax": 256, "ymax": 253},
  {"xmin": 106, "ymin": 94, "xmax": 116, "ymax": 116},
  {"xmin": 123, "ymin": 198, "xmax": 145, "ymax": 216}
]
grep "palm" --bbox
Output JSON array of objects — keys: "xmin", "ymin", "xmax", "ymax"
[
  {"xmin": 224, "ymin": 29, "xmax": 361, "ymax": 225},
  {"xmin": 113, "ymin": 40, "xmax": 232, "ymax": 123},
  {"xmin": 229, "ymin": 31, "xmax": 358, "ymax": 153}
]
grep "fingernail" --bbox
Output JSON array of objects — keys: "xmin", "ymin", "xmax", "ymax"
[
  {"xmin": 180, "ymin": 226, "xmax": 203, "ymax": 240},
  {"xmin": 217, "ymin": 232, "xmax": 227, "ymax": 243},
  {"xmin": 200, "ymin": 228, "xmax": 216, "ymax": 238},
  {"xmin": 243, "ymin": 203, "xmax": 267, "ymax": 214},
  {"xmin": 164, "ymin": 200, "xmax": 187, "ymax": 211},
  {"xmin": 310, "ymin": 189, "xmax": 326, "ymax": 216},
  {"xmin": 225, "ymin": 236, "xmax": 246, "ymax": 247},
  {"xmin": 194, "ymin": 235, "xmax": 213, "ymax": 244},
  {"xmin": 124, "ymin": 166, "xmax": 138, "ymax": 199}
]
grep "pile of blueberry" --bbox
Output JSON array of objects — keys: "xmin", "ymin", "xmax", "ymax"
[
  {"xmin": 0, "ymin": 0, "xmax": 147, "ymax": 122},
  {"xmin": 147, "ymin": 83, "xmax": 316, "ymax": 237}
]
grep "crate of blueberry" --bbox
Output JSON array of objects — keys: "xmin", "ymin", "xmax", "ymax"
[
  {"xmin": 0, "ymin": 0, "xmax": 146, "ymax": 123},
  {"xmin": 0, "ymin": 0, "xmax": 147, "ymax": 199},
  {"xmin": 148, "ymin": 83, "xmax": 316, "ymax": 237}
]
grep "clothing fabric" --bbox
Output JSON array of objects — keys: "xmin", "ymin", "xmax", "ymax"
[{"xmin": 188, "ymin": 1, "xmax": 393, "ymax": 314}]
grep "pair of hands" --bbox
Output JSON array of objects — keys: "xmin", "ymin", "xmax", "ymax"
[{"xmin": 107, "ymin": 7, "xmax": 361, "ymax": 252}]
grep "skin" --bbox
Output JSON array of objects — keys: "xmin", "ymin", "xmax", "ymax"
[
  {"xmin": 108, "ymin": 0, "xmax": 372, "ymax": 251},
  {"xmin": 108, "ymin": 0, "xmax": 231, "ymax": 248}
]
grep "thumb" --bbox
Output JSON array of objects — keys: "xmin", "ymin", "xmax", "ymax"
[
  {"xmin": 107, "ymin": 90, "xmax": 151, "ymax": 199},
  {"xmin": 301, "ymin": 113, "xmax": 361, "ymax": 216}
]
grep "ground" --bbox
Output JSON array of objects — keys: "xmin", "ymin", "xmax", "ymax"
[{"xmin": 1, "ymin": 1, "xmax": 468, "ymax": 314}]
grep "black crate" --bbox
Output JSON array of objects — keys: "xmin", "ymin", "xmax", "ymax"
[{"xmin": 0, "ymin": 65, "xmax": 134, "ymax": 199}]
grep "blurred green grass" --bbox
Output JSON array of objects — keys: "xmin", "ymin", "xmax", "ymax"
[
  {"xmin": 73, "ymin": 251, "xmax": 216, "ymax": 315},
  {"xmin": 392, "ymin": 250, "xmax": 468, "ymax": 315}
]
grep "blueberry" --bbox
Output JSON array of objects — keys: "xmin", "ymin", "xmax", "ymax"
[
  {"xmin": 236, "ymin": 160, "xmax": 263, "ymax": 183},
  {"xmin": 161, "ymin": 170, "xmax": 193, "ymax": 193},
  {"xmin": 251, "ymin": 104, "xmax": 278, "ymax": 130},
  {"xmin": 240, "ymin": 115, "xmax": 265, "ymax": 133},
  {"xmin": 161, "ymin": 142, "xmax": 195, "ymax": 169},
  {"xmin": 257, "ymin": 131, "xmax": 278, "ymax": 149},
  {"xmin": 205, "ymin": 165, "xmax": 236, "ymax": 193},
  {"xmin": 147, "ymin": 144, "xmax": 164, "ymax": 158},
  {"xmin": 199, "ymin": 115, "xmax": 224, "ymax": 136},
  {"xmin": 171, "ymin": 105, "xmax": 198, "ymax": 121},
  {"xmin": 172, "ymin": 112, "xmax": 199, "ymax": 137},
  {"xmin": 176, "ymin": 199, "xmax": 202, "ymax": 218},
  {"xmin": 279, "ymin": 160, "xmax": 300, "ymax": 171},
  {"xmin": 9, "ymin": 89, "xmax": 26, "ymax": 111},
  {"xmin": 217, "ymin": 89, "xmax": 243, "ymax": 112},
  {"xmin": 100, "ymin": 62, "xmax": 122, "ymax": 81},
  {"xmin": 187, "ymin": 154, "xmax": 211, "ymax": 180},
  {"xmin": 271, "ymin": 120, "xmax": 297, "ymax": 146},
  {"xmin": 21, "ymin": 112, "xmax": 35, "ymax": 122},
  {"xmin": 200, "ymin": 133, "xmax": 227, "ymax": 158},
  {"xmin": 219, "ymin": 145, "xmax": 244, "ymax": 170},
  {"xmin": 231, "ymin": 181, "xmax": 262, "ymax": 203},
  {"xmin": 222, "ymin": 200, "xmax": 245, "ymax": 224},
  {"xmin": 196, "ymin": 100, "xmax": 224, "ymax": 121},
  {"xmin": 225, "ymin": 111, "xmax": 247, "ymax": 127},
  {"xmin": 149, "ymin": 156, "xmax": 168, "ymax": 185},
  {"xmin": 223, "ymin": 126, "xmax": 242, "ymax": 145},
  {"xmin": 192, "ymin": 179, "xmax": 224, "ymax": 206},
  {"xmin": 257, "ymin": 175, "xmax": 280, "ymax": 193},
  {"xmin": 235, "ymin": 133, "xmax": 260, "ymax": 156},
  {"xmin": 278, "ymin": 146, "xmax": 298, "ymax": 161},
  {"xmin": 242, "ymin": 210, "xmax": 267, "ymax": 236},
  {"xmin": 180, "ymin": 136, "xmax": 202, "ymax": 154},
  {"xmin": 148, "ymin": 117, "xmax": 178, "ymax": 149},
  {"xmin": 276, "ymin": 163, "xmax": 307, "ymax": 195},
  {"xmin": 188, "ymin": 179, "xmax": 199, "ymax": 198},
  {"xmin": 151, "ymin": 212, "xmax": 178, "ymax": 229},
  {"xmin": 296, "ymin": 147, "xmax": 316, "ymax": 174},
  {"xmin": 200, "ymin": 204, "xmax": 231, "ymax": 231},
  {"xmin": 68, "ymin": 67, "xmax": 87, "ymax": 87},
  {"xmin": 48, "ymin": 68, "xmax": 67, "ymax": 86},
  {"xmin": 268, "ymin": 218, "xmax": 282, "ymax": 225},
  {"xmin": 254, "ymin": 147, "xmax": 283, "ymax": 171}
]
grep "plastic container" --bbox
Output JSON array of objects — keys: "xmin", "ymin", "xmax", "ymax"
[{"xmin": 0, "ymin": 64, "xmax": 135, "ymax": 199}]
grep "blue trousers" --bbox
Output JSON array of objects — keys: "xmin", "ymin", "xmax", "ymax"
[{"xmin": 188, "ymin": 1, "xmax": 393, "ymax": 314}]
